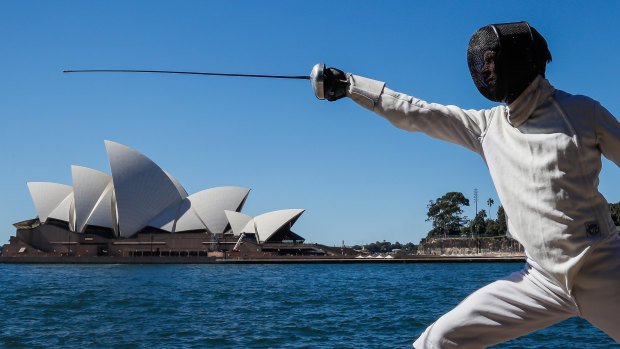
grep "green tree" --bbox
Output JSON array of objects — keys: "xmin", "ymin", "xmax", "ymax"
[
  {"xmin": 460, "ymin": 225, "xmax": 471, "ymax": 236},
  {"xmin": 360, "ymin": 241, "xmax": 417, "ymax": 254},
  {"xmin": 609, "ymin": 202, "xmax": 620, "ymax": 226},
  {"xmin": 402, "ymin": 242, "xmax": 417, "ymax": 253},
  {"xmin": 496, "ymin": 206, "xmax": 507, "ymax": 235},
  {"xmin": 487, "ymin": 198, "xmax": 494, "ymax": 219},
  {"xmin": 426, "ymin": 192, "xmax": 470, "ymax": 237},
  {"xmin": 366, "ymin": 242, "xmax": 380, "ymax": 253},
  {"xmin": 484, "ymin": 218, "xmax": 500, "ymax": 236},
  {"xmin": 469, "ymin": 209, "xmax": 487, "ymax": 236}
]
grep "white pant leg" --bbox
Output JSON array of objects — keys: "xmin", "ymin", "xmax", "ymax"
[
  {"xmin": 413, "ymin": 263, "xmax": 578, "ymax": 349},
  {"xmin": 573, "ymin": 235, "xmax": 620, "ymax": 342}
]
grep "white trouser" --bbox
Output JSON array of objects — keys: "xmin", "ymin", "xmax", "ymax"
[{"xmin": 413, "ymin": 235, "xmax": 620, "ymax": 348}]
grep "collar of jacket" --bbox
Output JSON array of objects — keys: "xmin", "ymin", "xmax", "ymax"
[{"xmin": 506, "ymin": 75, "xmax": 556, "ymax": 127}]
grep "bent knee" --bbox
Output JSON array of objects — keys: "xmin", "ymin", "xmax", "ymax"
[{"xmin": 413, "ymin": 297, "xmax": 504, "ymax": 349}]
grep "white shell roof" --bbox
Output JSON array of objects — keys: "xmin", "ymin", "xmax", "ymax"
[
  {"xmin": 72, "ymin": 165, "xmax": 113, "ymax": 233},
  {"xmin": 27, "ymin": 182, "xmax": 73, "ymax": 223},
  {"xmin": 188, "ymin": 186, "xmax": 250, "ymax": 234},
  {"xmin": 147, "ymin": 201, "xmax": 179, "ymax": 232},
  {"xmin": 25, "ymin": 141, "xmax": 296, "ymax": 240},
  {"xmin": 174, "ymin": 201, "xmax": 207, "ymax": 232},
  {"xmin": 224, "ymin": 210, "xmax": 254, "ymax": 236},
  {"xmin": 106, "ymin": 140, "xmax": 184, "ymax": 237},
  {"xmin": 85, "ymin": 181, "xmax": 116, "ymax": 230},
  {"xmin": 254, "ymin": 209, "xmax": 304, "ymax": 243},
  {"xmin": 241, "ymin": 220, "xmax": 258, "ymax": 235},
  {"xmin": 164, "ymin": 170, "xmax": 188, "ymax": 199},
  {"xmin": 148, "ymin": 198, "xmax": 207, "ymax": 233},
  {"xmin": 48, "ymin": 192, "xmax": 75, "ymax": 223},
  {"xmin": 224, "ymin": 209, "xmax": 305, "ymax": 243}
]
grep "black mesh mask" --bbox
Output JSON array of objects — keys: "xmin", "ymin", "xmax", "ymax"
[{"xmin": 467, "ymin": 22, "xmax": 541, "ymax": 103}]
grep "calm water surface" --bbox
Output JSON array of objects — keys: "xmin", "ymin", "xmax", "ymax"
[{"xmin": 0, "ymin": 263, "xmax": 617, "ymax": 348}]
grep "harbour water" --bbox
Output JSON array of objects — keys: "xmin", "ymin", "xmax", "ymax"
[{"xmin": 0, "ymin": 263, "xmax": 616, "ymax": 348}]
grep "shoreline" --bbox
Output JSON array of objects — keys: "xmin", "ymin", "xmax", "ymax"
[{"xmin": 0, "ymin": 255, "xmax": 525, "ymax": 264}]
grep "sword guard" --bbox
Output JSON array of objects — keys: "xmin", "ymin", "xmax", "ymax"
[{"xmin": 310, "ymin": 63, "xmax": 325, "ymax": 100}]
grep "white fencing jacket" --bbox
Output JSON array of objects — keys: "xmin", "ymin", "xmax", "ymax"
[{"xmin": 347, "ymin": 74, "xmax": 620, "ymax": 291}]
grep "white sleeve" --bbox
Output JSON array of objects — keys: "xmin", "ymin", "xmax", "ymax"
[
  {"xmin": 595, "ymin": 102, "xmax": 620, "ymax": 167},
  {"xmin": 347, "ymin": 74, "xmax": 492, "ymax": 153}
]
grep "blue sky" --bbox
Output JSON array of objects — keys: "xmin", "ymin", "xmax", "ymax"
[{"xmin": 1, "ymin": 1, "xmax": 619, "ymax": 246}]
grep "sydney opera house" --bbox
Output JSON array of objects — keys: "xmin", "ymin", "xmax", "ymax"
[{"xmin": 2, "ymin": 141, "xmax": 327, "ymax": 258}]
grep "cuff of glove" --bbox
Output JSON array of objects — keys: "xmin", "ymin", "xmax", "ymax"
[{"xmin": 347, "ymin": 74, "xmax": 386, "ymax": 110}]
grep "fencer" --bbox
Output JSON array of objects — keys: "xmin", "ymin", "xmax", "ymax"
[{"xmin": 319, "ymin": 21, "xmax": 620, "ymax": 348}]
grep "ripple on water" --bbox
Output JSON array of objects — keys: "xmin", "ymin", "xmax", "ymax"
[{"xmin": 0, "ymin": 263, "xmax": 617, "ymax": 348}]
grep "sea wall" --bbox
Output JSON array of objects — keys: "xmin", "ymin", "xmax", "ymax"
[
  {"xmin": 0, "ymin": 256, "xmax": 218, "ymax": 264},
  {"xmin": 0, "ymin": 255, "xmax": 525, "ymax": 264},
  {"xmin": 417, "ymin": 237, "xmax": 524, "ymax": 256}
]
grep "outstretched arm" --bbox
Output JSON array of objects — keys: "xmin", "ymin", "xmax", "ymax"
[
  {"xmin": 320, "ymin": 66, "xmax": 494, "ymax": 153},
  {"xmin": 595, "ymin": 102, "xmax": 620, "ymax": 167},
  {"xmin": 344, "ymin": 73, "xmax": 492, "ymax": 153}
]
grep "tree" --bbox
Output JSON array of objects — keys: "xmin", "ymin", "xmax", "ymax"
[
  {"xmin": 609, "ymin": 202, "xmax": 620, "ymax": 226},
  {"xmin": 460, "ymin": 225, "xmax": 472, "ymax": 236},
  {"xmin": 487, "ymin": 198, "xmax": 494, "ymax": 219},
  {"xmin": 380, "ymin": 243, "xmax": 389, "ymax": 252},
  {"xmin": 484, "ymin": 218, "xmax": 500, "ymax": 236},
  {"xmin": 426, "ymin": 192, "xmax": 470, "ymax": 237},
  {"xmin": 360, "ymin": 241, "xmax": 417, "ymax": 254},
  {"xmin": 469, "ymin": 209, "xmax": 487, "ymax": 236},
  {"xmin": 402, "ymin": 242, "xmax": 417, "ymax": 253},
  {"xmin": 496, "ymin": 206, "xmax": 507, "ymax": 235},
  {"xmin": 366, "ymin": 242, "xmax": 380, "ymax": 253}
]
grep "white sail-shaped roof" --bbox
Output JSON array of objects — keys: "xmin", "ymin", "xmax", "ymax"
[
  {"xmin": 147, "ymin": 201, "xmax": 180, "ymax": 232},
  {"xmin": 224, "ymin": 210, "xmax": 254, "ymax": 236},
  {"xmin": 25, "ymin": 141, "xmax": 299, "ymax": 240},
  {"xmin": 48, "ymin": 192, "xmax": 75, "ymax": 223},
  {"xmin": 164, "ymin": 170, "xmax": 188, "ymax": 199},
  {"xmin": 148, "ymin": 199, "xmax": 207, "ymax": 233},
  {"xmin": 105, "ymin": 140, "xmax": 184, "ymax": 237},
  {"xmin": 241, "ymin": 220, "xmax": 259, "ymax": 243},
  {"xmin": 241, "ymin": 220, "xmax": 258, "ymax": 235},
  {"xmin": 71, "ymin": 166, "xmax": 113, "ymax": 233},
  {"xmin": 27, "ymin": 182, "xmax": 73, "ymax": 223},
  {"xmin": 188, "ymin": 186, "xmax": 250, "ymax": 235},
  {"xmin": 224, "ymin": 209, "xmax": 305, "ymax": 243},
  {"xmin": 69, "ymin": 197, "xmax": 76, "ymax": 231},
  {"xmin": 85, "ymin": 181, "xmax": 116, "ymax": 230},
  {"xmin": 254, "ymin": 209, "xmax": 305, "ymax": 243},
  {"xmin": 175, "ymin": 200, "xmax": 207, "ymax": 232}
]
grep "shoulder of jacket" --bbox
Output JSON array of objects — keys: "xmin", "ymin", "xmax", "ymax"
[
  {"xmin": 476, "ymin": 105, "xmax": 507, "ymax": 142},
  {"xmin": 488, "ymin": 104, "xmax": 508, "ymax": 121},
  {"xmin": 553, "ymin": 89, "xmax": 599, "ymax": 106}
]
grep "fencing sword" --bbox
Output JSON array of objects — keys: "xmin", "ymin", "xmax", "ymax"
[{"xmin": 63, "ymin": 63, "xmax": 327, "ymax": 100}]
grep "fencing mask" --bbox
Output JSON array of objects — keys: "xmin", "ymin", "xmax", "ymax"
[{"xmin": 467, "ymin": 21, "xmax": 551, "ymax": 103}]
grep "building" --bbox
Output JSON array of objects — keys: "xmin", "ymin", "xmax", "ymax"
[{"xmin": 3, "ymin": 141, "xmax": 325, "ymax": 258}]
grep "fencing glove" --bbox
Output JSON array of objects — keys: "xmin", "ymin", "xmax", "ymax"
[{"xmin": 324, "ymin": 67, "xmax": 349, "ymax": 101}]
